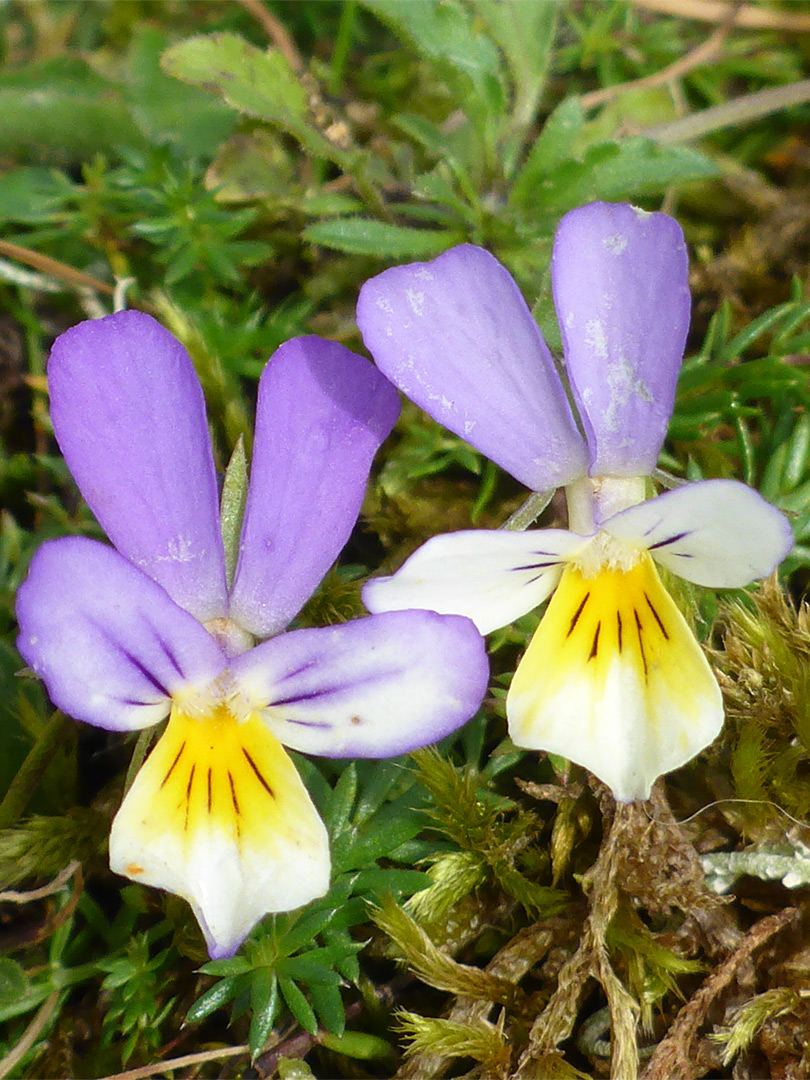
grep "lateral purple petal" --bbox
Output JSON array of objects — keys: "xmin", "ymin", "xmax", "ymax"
[
  {"xmin": 229, "ymin": 337, "xmax": 400, "ymax": 638},
  {"xmin": 231, "ymin": 610, "xmax": 489, "ymax": 757},
  {"xmin": 16, "ymin": 537, "xmax": 227, "ymax": 731},
  {"xmin": 47, "ymin": 311, "xmax": 228, "ymax": 622},
  {"xmin": 552, "ymin": 202, "xmax": 690, "ymax": 477},
  {"xmin": 357, "ymin": 244, "xmax": 588, "ymax": 492}
]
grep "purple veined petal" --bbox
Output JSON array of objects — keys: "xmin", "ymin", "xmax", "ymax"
[
  {"xmin": 230, "ymin": 610, "xmax": 489, "ymax": 758},
  {"xmin": 48, "ymin": 311, "xmax": 228, "ymax": 622},
  {"xmin": 110, "ymin": 702, "xmax": 330, "ymax": 959},
  {"xmin": 357, "ymin": 244, "xmax": 589, "ymax": 492},
  {"xmin": 229, "ymin": 337, "xmax": 400, "ymax": 639},
  {"xmin": 363, "ymin": 528, "xmax": 588, "ymax": 634},
  {"xmin": 15, "ymin": 537, "xmax": 227, "ymax": 731},
  {"xmin": 603, "ymin": 479, "xmax": 794, "ymax": 588},
  {"xmin": 552, "ymin": 202, "xmax": 690, "ymax": 477}
]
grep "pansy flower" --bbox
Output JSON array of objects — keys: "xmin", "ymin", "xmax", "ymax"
[
  {"xmin": 356, "ymin": 201, "xmax": 792, "ymax": 802},
  {"xmin": 15, "ymin": 311, "xmax": 488, "ymax": 957}
]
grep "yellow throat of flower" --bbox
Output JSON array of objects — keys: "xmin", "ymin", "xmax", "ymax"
[{"xmin": 507, "ymin": 547, "xmax": 723, "ymax": 802}]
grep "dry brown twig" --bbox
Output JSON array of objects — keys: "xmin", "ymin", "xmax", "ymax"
[
  {"xmin": 0, "ymin": 860, "xmax": 80, "ymax": 904},
  {"xmin": 96, "ymin": 1044, "xmax": 251, "ymax": 1080},
  {"xmin": 581, "ymin": 14, "xmax": 735, "ymax": 110},
  {"xmin": 233, "ymin": 0, "xmax": 303, "ymax": 72},
  {"xmin": 641, "ymin": 907, "xmax": 801, "ymax": 1080},
  {"xmin": 0, "ymin": 239, "xmax": 114, "ymax": 296},
  {"xmin": 631, "ymin": 0, "xmax": 810, "ymax": 32}
]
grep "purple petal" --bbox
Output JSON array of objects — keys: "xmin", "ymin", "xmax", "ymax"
[
  {"xmin": 229, "ymin": 337, "xmax": 400, "ymax": 638},
  {"xmin": 48, "ymin": 311, "xmax": 228, "ymax": 622},
  {"xmin": 16, "ymin": 537, "xmax": 227, "ymax": 731},
  {"xmin": 552, "ymin": 202, "xmax": 690, "ymax": 477},
  {"xmin": 357, "ymin": 244, "xmax": 588, "ymax": 491},
  {"xmin": 231, "ymin": 610, "xmax": 489, "ymax": 757}
]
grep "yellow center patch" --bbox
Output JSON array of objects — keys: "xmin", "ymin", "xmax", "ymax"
[
  {"xmin": 507, "ymin": 551, "xmax": 723, "ymax": 801},
  {"xmin": 121, "ymin": 702, "xmax": 318, "ymax": 857}
]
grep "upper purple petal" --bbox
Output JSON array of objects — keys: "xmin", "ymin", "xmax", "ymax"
[
  {"xmin": 357, "ymin": 244, "xmax": 588, "ymax": 492},
  {"xmin": 47, "ymin": 311, "xmax": 228, "ymax": 622},
  {"xmin": 231, "ymin": 609, "xmax": 489, "ymax": 758},
  {"xmin": 16, "ymin": 537, "xmax": 227, "ymax": 731},
  {"xmin": 228, "ymin": 337, "xmax": 400, "ymax": 639},
  {"xmin": 551, "ymin": 202, "xmax": 690, "ymax": 477}
]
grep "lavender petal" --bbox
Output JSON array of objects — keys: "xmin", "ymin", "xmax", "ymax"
[
  {"xmin": 552, "ymin": 202, "xmax": 690, "ymax": 477},
  {"xmin": 231, "ymin": 610, "xmax": 489, "ymax": 757},
  {"xmin": 16, "ymin": 537, "xmax": 227, "ymax": 731},
  {"xmin": 48, "ymin": 311, "xmax": 228, "ymax": 622},
  {"xmin": 357, "ymin": 244, "xmax": 588, "ymax": 491},
  {"xmin": 229, "ymin": 337, "xmax": 400, "ymax": 638}
]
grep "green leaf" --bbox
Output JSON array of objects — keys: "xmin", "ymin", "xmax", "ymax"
[
  {"xmin": 278, "ymin": 956, "xmax": 342, "ymax": 986},
  {"xmin": 332, "ymin": 810, "xmax": 425, "ymax": 873},
  {"xmin": 199, "ymin": 956, "xmax": 251, "ymax": 977},
  {"xmin": 129, "ymin": 26, "xmax": 236, "ymax": 155},
  {"xmin": 309, "ymin": 981, "xmax": 346, "ymax": 1036},
  {"xmin": 249, "ymin": 968, "xmax": 279, "ymax": 1060},
  {"xmin": 523, "ymin": 137, "xmax": 718, "ymax": 219},
  {"xmin": 472, "ymin": 0, "xmax": 557, "ymax": 86},
  {"xmin": 186, "ymin": 974, "xmax": 246, "ymax": 1023},
  {"xmin": 320, "ymin": 1030, "xmax": 392, "ymax": 1059},
  {"xmin": 0, "ymin": 958, "xmax": 30, "ymax": 1005},
  {"xmin": 278, "ymin": 1059, "xmax": 317, "ymax": 1080},
  {"xmin": 510, "ymin": 97, "xmax": 585, "ymax": 207},
  {"xmin": 304, "ymin": 218, "xmax": 455, "ymax": 258},
  {"xmin": 161, "ymin": 34, "xmax": 345, "ymax": 164},
  {"xmin": 278, "ymin": 975, "xmax": 318, "ymax": 1034},
  {"xmin": 361, "ymin": 0, "xmax": 501, "ymax": 92},
  {"xmin": 0, "ymin": 167, "xmax": 76, "ymax": 224},
  {"xmin": 349, "ymin": 867, "xmax": 430, "ymax": 898},
  {"xmin": 0, "ymin": 58, "xmax": 146, "ymax": 161},
  {"xmin": 327, "ymin": 763, "xmax": 358, "ymax": 838}
]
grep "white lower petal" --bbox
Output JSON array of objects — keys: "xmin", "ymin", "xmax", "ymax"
[
  {"xmin": 603, "ymin": 479, "xmax": 793, "ymax": 588},
  {"xmin": 109, "ymin": 702, "xmax": 330, "ymax": 958},
  {"xmin": 507, "ymin": 552, "xmax": 723, "ymax": 802},
  {"xmin": 362, "ymin": 529, "xmax": 586, "ymax": 634}
]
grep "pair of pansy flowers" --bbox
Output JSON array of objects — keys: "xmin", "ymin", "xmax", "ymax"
[{"xmin": 16, "ymin": 202, "xmax": 792, "ymax": 959}]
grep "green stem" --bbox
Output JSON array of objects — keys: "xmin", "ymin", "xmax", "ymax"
[
  {"xmin": 0, "ymin": 711, "xmax": 71, "ymax": 830},
  {"xmin": 501, "ymin": 490, "xmax": 555, "ymax": 531}
]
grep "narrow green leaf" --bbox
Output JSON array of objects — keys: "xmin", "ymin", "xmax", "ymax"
[
  {"xmin": 186, "ymin": 974, "xmax": 245, "ymax": 1024},
  {"xmin": 332, "ymin": 812, "xmax": 425, "ymax": 872},
  {"xmin": 320, "ymin": 1030, "xmax": 391, "ymax": 1059},
  {"xmin": 309, "ymin": 982, "xmax": 346, "ymax": 1036},
  {"xmin": 249, "ymin": 968, "xmax": 279, "ymax": 1060},
  {"xmin": 327, "ymin": 763, "xmax": 357, "ymax": 838},
  {"xmin": 278, "ymin": 956, "xmax": 341, "ymax": 986},
  {"xmin": 304, "ymin": 218, "xmax": 455, "ymax": 259},
  {"xmin": 783, "ymin": 414, "xmax": 810, "ymax": 493},
  {"xmin": 199, "ymin": 956, "xmax": 251, "ymax": 977},
  {"xmin": 278, "ymin": 976, "xmax": 318, "ymax": 1034},
  {"xmin": 721, "ymin": 302, "xmax": 799, "ymax": 361}
]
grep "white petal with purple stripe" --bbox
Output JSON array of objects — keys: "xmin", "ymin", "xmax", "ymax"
[
  {"xmin": 363, "ymin": 529, "xmax": 588, "ymax": 634},
  {"xmin": 604, "ymin": 479, "xmax": 794, "ymax": 588}
]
